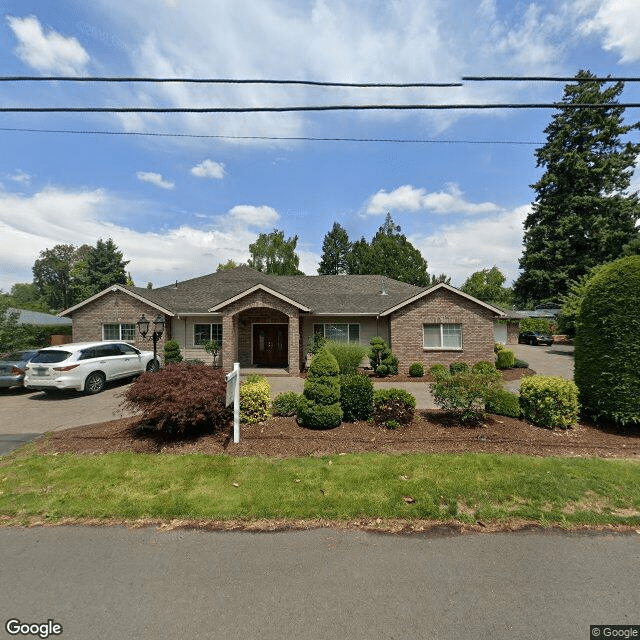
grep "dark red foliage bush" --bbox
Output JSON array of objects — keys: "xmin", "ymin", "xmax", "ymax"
[{"xmin": 122, "ymin": 363, "xmax": 232, "ymax": 437}]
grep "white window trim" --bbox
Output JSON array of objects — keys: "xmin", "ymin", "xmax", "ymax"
[
  {"xmin": 423, "ymin": 323, "xmax": 463, "ymax": 351},
  {"xmin": 313, "ymin": 322, "xmax": 361, "ymax": 344},
  {"xmin": 102, "ymin": 323, "xmax": 136, "ymax": 342}
]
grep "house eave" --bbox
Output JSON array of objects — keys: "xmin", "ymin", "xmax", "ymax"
[
  {"xmin": 379, "ymin": 283, "xmax": 507, "ymax": 317},
  {"xmin": 208, "ymin": 284, "xmax": 311, "ymax": 312},
  {"xmin": 59, "ymin": 285, "xmax": 175, "ymax": 317}
]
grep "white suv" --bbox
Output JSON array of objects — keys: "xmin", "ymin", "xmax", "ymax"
[{"xmin": 24, "ymin": 341, "xmax": 159, "ymax": 395}]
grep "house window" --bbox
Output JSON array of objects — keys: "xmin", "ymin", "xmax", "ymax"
[
  {"xmin": 103, "ymin": 323, "xmax": 135, "ymax": 341},
  {"xmin": 313, "ymin": 323, "xmax": 360, "ymax": 343},
  {"xmin": 194, "ymin": 323, "xmax": 223, "ymax": 346},
  {"xmin": 423, "ymin": 323, "xmax": 462, "ymax": 349}
]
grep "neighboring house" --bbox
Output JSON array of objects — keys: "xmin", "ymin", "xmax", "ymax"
[
  {"xmin": 59, "ymin": 266, "xmax": 506, "ymax": 374},
  {"xmin": 10, "ymin": 308, "xmax": 72, "ymax": 327}
]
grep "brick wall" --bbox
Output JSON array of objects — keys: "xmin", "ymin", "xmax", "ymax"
[
  {"xmin": 389, "ymin": 288, "xmax": 496, "ymax": 373},
  {"xmin": 70, "ymin": 290, "xmax": 168, "ymax": 359}
]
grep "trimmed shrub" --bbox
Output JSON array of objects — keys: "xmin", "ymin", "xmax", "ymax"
[
  {"xmin": 431, "ymin": 371, "xmax": 502, "ymax": 422},
  {"xmin": 271, "ymin": 391, "xmax": 302, "ymax": 417},
  {"xmin": 486, "ymin": 389, "xmax": 521, "ymax": 418},
  {"xmin": 304, "ymin": 377, "xmax": 340, "ymax": 405},
  {"xmin": 519, "ymin": 375, "xmax": 580, "ymax": 429},
  {"xmin": 373, "ymin": 388, "xmax": 416, "ymax": 427},
  {"xmin": 428, "ymin": 363, "xmax": 449, "ymax": 381},
  {"xmin": 408, "ymin": 362, "xmax": 424, "ymax": 378},
  {"xmin": 297, "ymin": 349, "xmax": 343, "ymax": 429},
  {"xmin": 494, "ymin": 343, "xmax": 505, "ymax": 353},
  {"xmin": 340, "ymin": 374, "xmax": 374, "ymax": 421},
  {"xmin": 307, "ymin": 349, "xmax": 340, "ymax": 379},
  {"xmin": 185, "ymin": 358, "xmax": 205, "ymax": 365},
  {"xmin": 122, "ymin": 362, "xmax": 231, "ymax": 437},
  {"xmin": 296, "ymin": 399, "xmax": 344, "ymax": 430},
  {"xmin": 368, "ymin": 336, "xmax": 398, "ymax": 377},
  {"xmin": 449, "ymin": 361, "xmax": 469, "ymax": 375},
  {"xmin": 324, "ymin": 340, "xmax": 368, "ymax": 375},
  {"xmin": 239, "ymin": 376, "xmax": 271, "ymax": 424},
  {"xmin": 495, "ymin": 348, "xmax": 515, "ymax": 369},
  {"xmin": 513, "ymin": 359, "xmax": 529, "ymax": 369},
  {"xmin": 574, "ymin": 255, "xmax": 640, "ymax": 426},
  {"xmin": 163, "ymin": 339, "xmax": 183, "ymax": 364}
]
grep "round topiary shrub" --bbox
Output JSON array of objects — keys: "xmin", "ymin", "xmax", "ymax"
[
  {"xmin": 409, "ymin": 362, "xmax": 424, "ymax": 378},
  {"xmin": 495, "ymin": 348, "xmax": 515, "ymax": 369},
  {"xmin": 307, "ymin": 348, "xmax": 340, "ymax": 379},
  {"xmin": 296, "ymin": 398, "xmax": 344, "ymax": 430},
  {"xmin": 340, "ymin": 374, "xmax": 374, "ymax": 421},
  {"xmin": 163, "ymin": 339, "xmax": 183, "ymax": 364},
  {"xmin": 303, "ymin": 377, "xmax": 340, "ymax": 405},
  {"xmin": 271, "ymin": 391, "xmax": 302, "ymax": 417},
  {"xmin": 485, "ymin": 388, "xmax": 521, "ymax": 418},
  {"xmin": 519, "ymin": 375, "xmax": 580, "ymax": 429},
  {"xmin": 574, "ymin": 255, "xmax": 640, "ymax": 426}
]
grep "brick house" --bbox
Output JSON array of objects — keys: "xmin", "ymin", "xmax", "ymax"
[{"xmin": 60, "ymin": 265, "xmax": 506, "ymax": 374}]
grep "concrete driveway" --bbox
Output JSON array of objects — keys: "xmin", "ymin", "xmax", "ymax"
[{"xmin": 505, "ymin": 343, "xmax": 574, "ymax": 393}]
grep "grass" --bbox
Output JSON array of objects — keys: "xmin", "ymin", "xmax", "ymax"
[{"xmin": 1, "ymin": 448, "xmax": 640, "ymax": 527}]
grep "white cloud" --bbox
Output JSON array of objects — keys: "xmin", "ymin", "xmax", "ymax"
[
  {"xmin": 136, "ymin": 171, "xmax": 175, "ymax": 190},
  {"xmin": 191, "ymin": 159, "xmax": 226, "ymax": 179},
  {"xmin": 7, "ymin": 15, "xmax": 90, "ymax": 75},
  {"xmin": 579, "ymin": 0, "xmax": 640, "ymax": 62},
  {"xmin": 411, "ymin": 205, "xmax": 530, "ymax": 287},
  {"xmin": 9, "ymin": 171, "xmax": 32, "ymax": 185},
  {"xmin": 227, "ymin": 205, "xmax": 279, "ymax": 227},
  {"xmin": 0, "ymin": 186, "xmax": 288, "ymax": 291},
  {"xmin": 366, "ymin": 183, "xmax": 500, "ymax": 216}
]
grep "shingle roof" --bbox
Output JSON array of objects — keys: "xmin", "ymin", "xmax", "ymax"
[
  {"xmin": 10, "ymin": 308, "xmax": 72, "ymax": 326},
  {"xmin": 121, "ymin": 266, "xmax": 424, "ymax": 315}
]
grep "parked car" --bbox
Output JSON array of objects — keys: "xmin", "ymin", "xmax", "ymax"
[
  {"xmin": 0, "ymin": 349, "xmax": 41, "ymax": 388},
  {"xmin": 518, "ymin": 331, "xmax": 554, "ymax": 346},
  {"xmin": 24, "ymin": 342, "xmax": 159, "ymax": 395}
]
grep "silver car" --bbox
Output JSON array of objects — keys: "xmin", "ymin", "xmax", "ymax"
[
  {"xmin": 24, "ymin": 341, "xmax": 159, "ymax": 395},
  {"xmin": 0, "ymin": 349, "xmax": 40, "ymax": 388}
]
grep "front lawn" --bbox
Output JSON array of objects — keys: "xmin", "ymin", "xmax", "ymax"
[{"xmin": 1, "ymin": 449, "xmax": 639, "ymax": 529}]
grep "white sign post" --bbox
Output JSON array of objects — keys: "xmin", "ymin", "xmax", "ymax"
[{"xmin": 225, "ymin": 362, "xmax": 241, "ymax": 443}]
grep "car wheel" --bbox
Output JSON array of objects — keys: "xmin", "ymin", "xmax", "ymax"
[
  {"xmin": 84, "ymin": 372, "xmax": 106, "ymax": 395},
  {"xmin": 146, "ymin": 359, "xmax": 159, "ymax": 372}
]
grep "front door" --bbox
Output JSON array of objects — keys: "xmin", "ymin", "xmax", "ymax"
[{"xmin": 253, "ymin": 324, "xmax": 288, "ymax": 367}]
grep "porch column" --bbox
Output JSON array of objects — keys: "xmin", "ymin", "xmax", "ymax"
[
  {"xmin": 222, "ymin": 313, "xmax": 237, "ymax": 370},
  {"xmin": 288, "ymin": 312, "xmax": 300, "ymax": 374}
]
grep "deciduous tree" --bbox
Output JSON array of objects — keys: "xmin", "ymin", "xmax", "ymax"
[{"xmin": 247, "ymin": 229, "xmax": 304, "ymax": 275}]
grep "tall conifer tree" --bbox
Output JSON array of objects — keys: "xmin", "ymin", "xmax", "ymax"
[{"xmin": 514, "ymin": 70, "xmax": 640, "ymax": 306}]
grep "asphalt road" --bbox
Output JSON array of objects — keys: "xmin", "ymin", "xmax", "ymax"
[{"xmin": 1, "ymin": 527, "xmax": 638, "ymax": 640}]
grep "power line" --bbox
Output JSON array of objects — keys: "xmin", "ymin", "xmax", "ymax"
[
  {"xmin": 1, "ymin": 103, "xmax": 639, "ymax": 113},
  {"xmin": 463, "ymin": 76, "xmax": 640, "ymax": 82},
  {"xmin": 0, "ymin": 76, "xmax": 462, "ymax": 88},
  {"xmin": 0, "ymin": 126, "xmax": 542, "ymax": 144}
]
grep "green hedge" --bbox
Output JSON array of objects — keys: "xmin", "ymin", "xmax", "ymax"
[
  {"xmin": 340, "ymin": 374, "xmax": 374, "ymax": 421},
  {"xmin": 486, "ymin": 389, "xmax": 521, "ymax": 418},
  {"xmin": 408, "ymin": 362, "xmax": 424, "ymax": 378},
  {"xmin": 271, "ymin": 392, "xmax": 302, "ymax": 417},
  {"xmin": 372, "ymin": 388, "xmax": 416, "ymax": 427},
  {"xmin": 574, "ymin": 256, "xmax": 640, "ymax": 426},
  {"xmin": 519, "ymin": 375, "xmax": 580, "ymax": 429},
  {"xmin": 495, "ymin": 348, "xmax": 515, "ymax": 369}
]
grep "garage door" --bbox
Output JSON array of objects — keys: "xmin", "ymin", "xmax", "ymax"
[{"xmin": 493, "ymin": 323, "xmax": 507, "ymax": 345}]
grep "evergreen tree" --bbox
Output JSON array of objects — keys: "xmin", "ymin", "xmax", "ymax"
[
  {"xmin": 247, "ymin": 229, "xmax": 304, "ymax": 275},
  {"xmin": 429, "ymin": 273, "xmax": 451, "ymax": 285},
  {"xmin": 79, "ymin": 238, "xmax": 129, "ymax": 298},
  {"xmin": 345, "ymin": 237, "xmax": 373, "ymax": 275},
  {"xmin": 369, "ymin": 213, "xmax": 429, "ymax": 286},
  {"xmin": 318, "ymin": 222, "xmax": 351, "ymax": 275},
  {"xmin": 514, "ymin": 70, "xmax": 640, "ymax": 306},
  {"xmin": 32, "ymin": 244, "xmax": 85, "ymax": 311}
]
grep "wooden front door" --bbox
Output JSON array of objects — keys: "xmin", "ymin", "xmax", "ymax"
[{"xmin": 253, "ymin": 324, "xmax": 288, "ymax": 367}]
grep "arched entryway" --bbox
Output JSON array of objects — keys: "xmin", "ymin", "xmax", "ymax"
[{"xmin": 236, "ymin": 307, "xmax": 290, "ymax": 368}]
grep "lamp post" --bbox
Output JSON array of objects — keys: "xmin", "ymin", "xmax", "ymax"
[{"xmin": 137, "ymin": 313, "xmax": 164, "ymax": 371}]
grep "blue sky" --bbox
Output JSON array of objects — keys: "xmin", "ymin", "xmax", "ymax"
[{"xmin": 1, "ymin": 0, "xmax": 639, "ymax": 292}]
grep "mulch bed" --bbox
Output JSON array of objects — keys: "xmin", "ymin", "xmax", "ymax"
[{"xmin": 35, "ymin": 410, "xmax": 640, "ymax": 459}]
